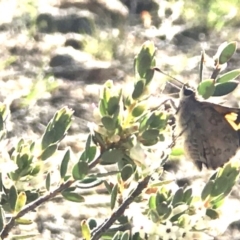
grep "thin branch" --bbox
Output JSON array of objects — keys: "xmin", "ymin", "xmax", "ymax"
[
  {"xmin": 0, "ymin": 151, "xmax": 105, "ymax": 239},
  {"xmin": 0, "ymin": 179, "xmax": 75, "ymax": 239},
  {"xmin": 90, "ymin": 175, "xmax": 151, "ymax": 240}
]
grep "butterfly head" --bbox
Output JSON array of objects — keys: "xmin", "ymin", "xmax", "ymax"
[{"xmin": 179, "ymin": 84, "xmax": 196, "ymax": 100}]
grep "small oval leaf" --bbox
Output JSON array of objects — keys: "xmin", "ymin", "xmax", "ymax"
[
  {"xmin": 132, "ymin": 80, "xmax": 144, "ymax": 100},
  {"xmin": 170, "ymin": 147, "xmax": 184, "ymax": 156},
  {"xmin": 172, "ymin": 188, "xmax": 184, "ymax": 206},
  {"xmin": 107, "ymin": 97, "xmax": 119, "ymax": 115},
  {"xmin": 148, "ymin": 195, "xmax": 156, "ymax": 209},
  {"xmin": 87, "ymin": 218, "xmax": 97, "ymax": 230},
  {"xmin": 72, "ymin": 161, "xmax": 89, "ymax": 180},
  {"xmin": 101, "ymin": 149, "xmax": 123, "ymax": 165},
  {"xmin": 0, "ymin": 207, "xmax": 5, "ymax": 231},
  {"xmin": 45, "ymin": 172, "xmax": 51, "ymax": 191},
  {"xmin": 15, "ymin": 218, "xmax": 33, "ymax": 225},
  {"xmin": 62, "ymin": 191, "xmax": 85, "ymax": 203},
  {"xmin": 132, "ymin": 103, "xmax": 147, "ymax": 117},
  {"xmin": 121, "ymin": 164, "xmax": 133, "ymax": 181},
  {"xmin": 9, "ymin": 185, "xmax": 18, "ymax": 212},
  {"xmin": 101, "ymin": 116, "xmax": 116, "ymax": 131},
  {"xmin": 110, "ymin": 184, "xmax": 118, "ymax": 210},
  {"xmin": 145, "ymin": 69, "xmax": 155, "ymax": 85},
  {"xmin": 142, "ymin": 129, "xmax": 159, "ymax": 141},
  {"xmin": 211, "ymin": 176, "xmax": 228, "ymax": 197},
  {"xmin": 60, "ymin": 149, "xmax": 70, "ymax": 179},
  {"xmin": 213, "ymin": 81, "xmax": 238, "ymax": 96},
  {"xmin": 197, "ymin": 79, "xmax": 215, "ymax": 99},
  {"xmin": 41, "ymin": 144, "xmax": 58, "ymax": 160},
  {"xmin": 15, "ymin": 192, "xmax": 27, "ymax": 213},
  {"xmin": 217, "ymin": 69, "xmax": 240, "ymax": 83},
  {"xmin": 81, "ymin": 220, "xmax": 91, "ymax": 240},
  {"xmin": 99, "ymin": 99, "xmax": 107, "ymax": 116},
  {"xmin": 121, "ymin": 230, "xmax": 130, "ymax": 240},
  {"xmin": 201, "ymin": 180, "xmax": 214, "ymax": 201},
  {"xmin": 219, "ymin": 41, "xmax": 237, "ymax": 64},
  {"xmin": 206, "ymin": 208, "xmax": 219, "ymax": 219}
]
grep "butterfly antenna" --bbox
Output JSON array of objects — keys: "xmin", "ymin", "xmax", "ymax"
[{"xmin": 153, "ymin": 67, "xmax": 183, "ymax": 90}]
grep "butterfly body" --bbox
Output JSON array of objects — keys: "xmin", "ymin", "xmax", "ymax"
[{"xmin": 176, "ymin": 85, "xmax": 240, "ymax": 170}]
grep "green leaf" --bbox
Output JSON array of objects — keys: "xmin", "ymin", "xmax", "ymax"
[
  {"xmin": 86, "ymin": 134, "xmax": 92, "ymax": 151},
  {"xmin": 40, "ymin": 144, "xmax": 58, "ymax": 160},
  {"xmin": 139, "ymin": 114, "xmax": 149, "ymax": 132},
  {"xmin": 101, "ymin": 116, "xmax": 116, "ymax": 131},
  {"xmin": 112, "ymin": 231, "xmax": 121, "ymax": 240},
  {"xmin": 0, "ymin": 115, "xmax": 3, "ymax": 133},
  {"xmin": 121, "ymin": 164, "xmax": 133, "ymax": 181},
  {"xmin": 172, "ymin": 188, "xmax": 184, "ymax": 206},
  {"xmin": 148, "ymin": 112, "xmax": 168, "ymax": 129},
  {"xmin": 145, "ymin": 69, "xmax": 155, "ymax": 85},
  {"xmin": 201, "ymin": 180, "xmax": 214, "ymax": 201},
  {"xmin": 16, "ymin": 138, "xmax": 24, "ymax": 152},
  {"xmin": 206, "ymin": 208, "xmax": 219, "ymax": 219},
  {"xmin": 132, "ymin": 80, "xmax": 144, "ymax": 100},
  {"xmin": 77, "ymin": 177, "xmax": 103, "ymax": 189},
  {"xmin": 210, "ymin": 195, "xmax": 225, "ymax": 209},
  {"xmin": 104, "ymin": 180, "xmax": 113, "ymax": 194},
  {"xmin": 211, "ymin": 176, "xmax": 228, "ymax": 197},
  {"xmin": 60, "ymin": 149, "xmax": 70, "ymax": 178},
  {"xmin": 148, "ymin": 195, "xmax": 156, "ymax": 209},
  {"xmin": 41, "ymin": 107, "xmax": 73, "ymax": 149},
  {"xmin": 15, "ymin": 218, "xmax": 33, "ymax": 225},
  {"xmin": 15, "ymin": 192, "xmax": 27, "ymax": 213},
  {"xmin": 132, "ymin": 103, "xmax": 147, "ymax": 118},
  {"xmin": 99, "ymin": 99, "xmax": 107, "ymax": 116},
  {"xmin": 81, "ymin": 220, "xmax": 91, "ymax": 240},
  {"xmin": 142, "ymin": 129, "xmax": 159, "ymax": 141},
  {"xmin": 183, "ymin": 188, "xmax": 192, "ymax": 203},
  {"xmin": 218, "ymin": 41, "xmax": 237, "ymax": 64},
  {"xmin": 217, "ymin": 69, "xmax": 240, "ymax": 83},
  {"xmin": 107, "ymin": 97, "xmax": 119, "ymax": 115},
  {"xmin": 87, "ymin": 218, "xmax": 97, "ymax": 230},
  {"xmin": 170, "ymin": 147, "xmax": 184, "ymax": 156},
  {"xmin": 45, "ymin": 172, "xmax": 51, "ymax": 191},
  {"xmin": 9, "ymin": 185, "xmax": 18, "ymax": 212},
  {"xmin": 121, "ymin": 230, "xmax": 130, "ymax": 240},
  {"xmin": 101, "ymin": 149, "xmax": 123, "ymax": 165},
  {"xmin": 72, "ymin": 161, "xmax": 89, "ymax": 180},
  {"xmin": 86, "ymin": 146, "xmax": 97, "ymax": 163},
  {"xmin": 30, "ymin": 164, "xmax": 41, "ymax": 176},
  {"xmin": 197, "ymin": 79, "xmax": 215, "ymax": 99},
  {"xmin": 0, "ymin": 207, "xmax": 5, "ymax": 232},
  {"xmin": 149, "ymin": 209, "xmax": 160, "ymax": 223},
  {"xmin": 110, "ymin": 184, "xmax": 118, "ymax": 210},
  {"xmin": 62, "ymin": 191, "xmax": 85, "ymax": 202},
  {"xmin": 213, "ymin": 81, "xmax": 238, "ymax": 96},
  {"xmin": 0, "ymin": 173, "xmax": 3, "ymax": 192},
  {"xmin": 16, "ymin": 153, "xmax": 29, "ymax": 169},
  {"xmin": 135, "ymin": 41, "xmax": 155, "ymax": 77},
  {"xmin": 156, "ymin": 202, "xmax": 170, "ymax": 216}
]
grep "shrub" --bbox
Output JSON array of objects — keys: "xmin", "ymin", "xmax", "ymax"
[{"xmin": 0, "ymin": 40, "xmax": 239, "ymax": 240}]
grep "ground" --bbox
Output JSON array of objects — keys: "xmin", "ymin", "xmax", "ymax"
[{"xmin": 1, "ymin": 0, "xmax": 240, "ymax": 239}]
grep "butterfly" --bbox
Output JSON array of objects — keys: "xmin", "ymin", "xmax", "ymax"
[
  {"xmin": 153, "ymin": 40, "xmax": 240, "ymax": 170},
  {"xmin": 175, "ymin": 84, "xmax": 240, "ymax": 170}
]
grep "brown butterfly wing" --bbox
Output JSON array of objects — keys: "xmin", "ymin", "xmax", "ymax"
[
  {"xmin": 176, "ymin": 96, "xmax": 240, "ymax": 170},
  {"xmin": 196, "ymin": 103, "xmax": 239, "ymax": 169}
]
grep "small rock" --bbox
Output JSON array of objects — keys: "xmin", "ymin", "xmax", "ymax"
[
  {"xmin": 48, "ymin": 47, "xmax": 121, "ymax": 82},
  {"xmin": 36, "ymin": 7, "xmax": 95, "ymax": 34}
]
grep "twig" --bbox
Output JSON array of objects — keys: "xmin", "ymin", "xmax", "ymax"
[
  {"xmin": 90, "ymin": 175, "xmax": 151, "ymax": 240},
  {"xmin": 0, "ymin": 152, "xmax": 105, "ymax": 239},
  {"xmin": 0, "ymin": 179, "xmax": 75, "ymax": 239}
]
